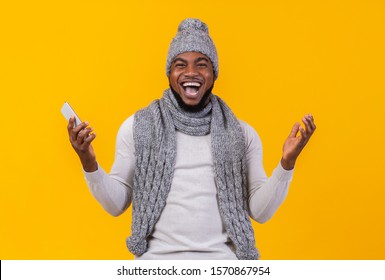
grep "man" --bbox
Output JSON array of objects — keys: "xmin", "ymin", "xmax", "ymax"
[{"xmin": 67, "ymin": 18, "xmax": 316, "ymax": 260}]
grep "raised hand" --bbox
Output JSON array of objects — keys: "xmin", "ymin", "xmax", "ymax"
[
  {"xmin": 67, "ymin": 116, "xmax": 98, "ymax": 172},
  {"xmin": 281, "ymin": 114, "xmax": 316, "ymax": 170}
]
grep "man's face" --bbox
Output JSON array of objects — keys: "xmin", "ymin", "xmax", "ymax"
[{"xmin": 169, "ymin": 52, "xmax": 214, "ymax": 107}]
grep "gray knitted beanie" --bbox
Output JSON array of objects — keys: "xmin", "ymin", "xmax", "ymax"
[{"xmin": 166, "ymin": 18, "xmax": 219, "ymax": 79}]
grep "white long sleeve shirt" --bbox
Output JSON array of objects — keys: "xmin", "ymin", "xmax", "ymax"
[{"xmin": 84, "ymin": 115, "xmax": 293, "ymax": 259}]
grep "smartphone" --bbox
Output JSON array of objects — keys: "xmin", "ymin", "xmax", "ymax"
[{"xmin": 61, "ymin": 102, "xmax": 82, "ymax": 127}]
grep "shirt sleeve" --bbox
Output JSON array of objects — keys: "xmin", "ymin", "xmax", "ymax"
[
  {"xmin": 83, "ymin": 115, "xmax": 135, "ymax": 216},
  {"xmin": 239, "ymin": 120, "xmax": 294, "ymax": 224}
]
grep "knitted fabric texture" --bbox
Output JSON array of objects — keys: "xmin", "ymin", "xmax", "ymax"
[
  {"xmin": 166, "ymin": 18, "xmax": 219, "ymax": 79},
  {"xmin": 126, "ymin": 89, "xmax": 260, "ymax": 260}
]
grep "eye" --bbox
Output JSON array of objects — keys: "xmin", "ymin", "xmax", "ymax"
[
  {"xmin": 197, "ymin": 63, "xmax": 208, "ymax": 68},
  {"xmin": 174, "ymin": 63, "xmax": 186, "ymax": 68}
]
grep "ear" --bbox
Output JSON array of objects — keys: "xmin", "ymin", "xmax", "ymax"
[{"xmin": 213, "ymin": 70, "xmax": 219, "ymax": 81}]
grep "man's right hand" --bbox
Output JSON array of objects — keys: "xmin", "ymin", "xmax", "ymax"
[{"xmin": 67, "ymin": 116, "xmax": 98, "ymax": 172}]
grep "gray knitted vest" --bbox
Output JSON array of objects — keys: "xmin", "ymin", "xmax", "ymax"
[{"xmin": 126, "ymin": 89, "xmax": 259, "ymax": 260}]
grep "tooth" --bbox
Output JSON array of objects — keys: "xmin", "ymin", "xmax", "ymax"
[{"xmin": 182, "ymin": 82, "xmax": 201, "ymax": 87}]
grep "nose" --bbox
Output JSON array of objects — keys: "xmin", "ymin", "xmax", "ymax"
[{"xmin": 183, "ymin": 64, "xmax": 198, "ymax": 77}]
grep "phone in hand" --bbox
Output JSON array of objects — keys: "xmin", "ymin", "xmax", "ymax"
[{"xmin": 61, "ymin": 102, "xmax": 82, "ymax": 127}]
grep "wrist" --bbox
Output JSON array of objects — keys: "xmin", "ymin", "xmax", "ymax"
[
  {"xmin": 281, "ymin": 157, "xmax": 295, "ymax": 170},
  {"xmin": 81, "ymin": 159, "xmax": 98, "ymax": 172}
]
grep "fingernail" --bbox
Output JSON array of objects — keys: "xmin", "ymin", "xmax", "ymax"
[{"xmin": 85, "ymin": 121, "xmax": 89, "ymax": 126}]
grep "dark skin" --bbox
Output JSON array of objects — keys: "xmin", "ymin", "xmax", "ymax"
[
  {"xmin": 67, "ymin": 51, "xmax": 316, "ymax": 171},
  {"xmin": 281, "ymin": 114, "xmax": 316, "ymax": 170},
  {"xmin": 67, "ymin": 119, "xmax": 97, "ymax": 172},
  {"xmin": 169, "ymin": 52, "xmax": 214, "ymax": 107}
]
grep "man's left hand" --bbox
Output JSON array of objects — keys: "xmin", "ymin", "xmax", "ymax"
[{"xmin": 281, "ymin": 114, "xmax": 316, "ymax": 170}]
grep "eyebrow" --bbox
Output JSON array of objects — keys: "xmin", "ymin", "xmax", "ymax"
[
  {"xmin": 195, "ymin": 57, "xmax": 209, "ymax": 63},
  {"xmin": 172, "ymin": 58, "xmax": 187, "ymax": 64},
  {"xmin": 172, "ymin": 56, "xmax": 210, "ymax": 64}
]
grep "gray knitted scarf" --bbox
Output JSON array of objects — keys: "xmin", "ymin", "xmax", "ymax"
[{"xmin": 126, "ymin": 88, "xmax": 259, "ymax": 260}]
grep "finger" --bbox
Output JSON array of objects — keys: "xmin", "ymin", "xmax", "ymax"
[
  {"xmin": 307, "ymin": 114, "xmax": 316, "ymax": 131},
  {"xmin": 299, "ymin": 125, "xmax": 307, "ymax": 140},
  {"xmin": 289, "ymin": 122, "xmax": 301, "ymax": 138},
  {"xmin": 79, "ymin": 132, "xmax": 96, "ymax": 152},
  {"xmin": 67, "ymin": 116, "xmax": 75, "ymax": 134},
  {"xmin": 303, "ymin": 114, "xmax": 316, "ymax": 134},
  {"xmin": 84, "ymin": 132, "xmax": 96, "ymax": 143},
  {"xmin": 302, "ymin": 116, "xmax": 312, "ymax": 133},
  {"xmin": 77, "ymin": 126, "xmax": 93, "ymax": 145},
  {"xmin": 71, "ymin": 121, "xmax": 89, "ymax": 142},
  {"xmin": 73, "ymin": 121, "xmax": 90, "ymax": 134}
]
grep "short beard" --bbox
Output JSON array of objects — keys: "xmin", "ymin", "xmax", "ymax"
[{"xmin": 169, "ymin": 84, "xmax": 214, "ymax": 113}]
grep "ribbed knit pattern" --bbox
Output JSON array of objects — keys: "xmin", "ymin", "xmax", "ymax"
[{"xmin": 126, "ymin": 89, "xmax": 260, "ymax": 260}]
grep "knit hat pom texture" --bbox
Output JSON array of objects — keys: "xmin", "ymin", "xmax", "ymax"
[{"xmin": 178, "ymin": 18, "xmax": 209, "ymax": 33}]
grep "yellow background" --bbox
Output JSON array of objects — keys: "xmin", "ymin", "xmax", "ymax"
[{"xmin": 1, "ymin": 0, "xmax": 384, "ymax": 259}]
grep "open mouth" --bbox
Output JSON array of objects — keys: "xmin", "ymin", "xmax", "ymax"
[{"xmin": 181, "ymin": 82, "xmax": 202, "ymax": 97}]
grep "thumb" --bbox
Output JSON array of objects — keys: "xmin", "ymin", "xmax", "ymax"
[{"xmin": 289, "ymin": 122, "xmax": 301, "ymax": 138}]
